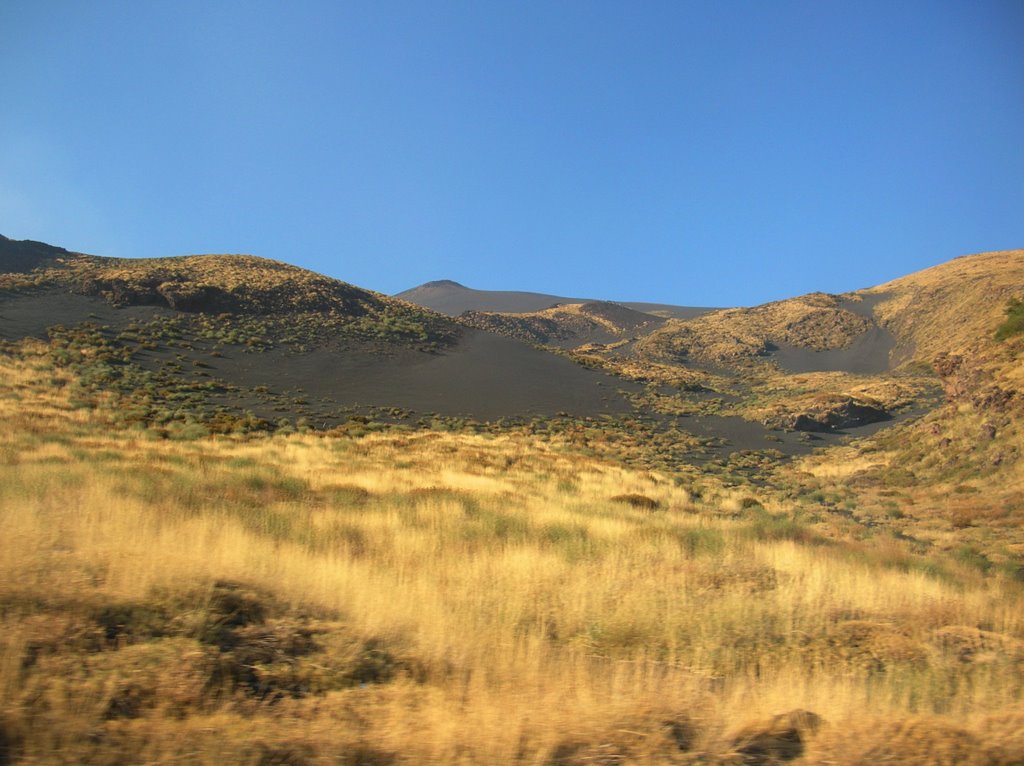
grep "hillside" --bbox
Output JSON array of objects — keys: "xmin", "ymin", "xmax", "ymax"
[
  {"xmin": 1, "ymin": 346, "xmax": 1023, "ymax": 764},
  {"xmin": 3, "ymin": 235, "xmax": 922, "ymax": 461},
  {"xmin": 397, "ymin": 278, "xmax": 713, "ymax": 319},
  {"xmin": 459, "ymin": 300, "xmax": 666, "ymax": 349},
  {"xmin": 6, "ymin": 237, "xmax": 1018, "ymax": 459},
  {"xmin": 634, "ymin": 292, "xmax": 889, "ymax": 370},
  {"xmin": 867, "ymin": 249, "xmax": 1024, "ymax": 364},
  {"xmin": 783, "ymin": 292, "xmax": 1024, "ymax": 571},
  {"xmin": 0, "ymin": 236, "xmax": 643, "ymax": 430},
  {"xmin": 0, "ymin": 234, "xmax": 439, "ymax": 337}
]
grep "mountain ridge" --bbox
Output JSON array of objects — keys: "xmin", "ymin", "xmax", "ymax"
[
  {"xmin": 2, "ymin": 234, "xmax": 1020, "ymax": 463},
  {"xmin": 396, "ymin": 278, "xmax": 716, "ymax": 319}
]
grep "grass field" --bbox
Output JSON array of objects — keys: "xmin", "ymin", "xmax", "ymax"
[{"xmin": 2, "ymin": 348, "xmax": 1023, "ymax": 764}]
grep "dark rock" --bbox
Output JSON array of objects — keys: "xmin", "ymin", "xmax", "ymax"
[
  {"xmin": 0, "ymin": 718, "xmax": 19, "ymax": 766},
  {"xmin": 772, "ymin": 399, "xmax": 890, "ymax": 432},
  {"xmin": 932, "ymin": 352, "xmax": 964, "ymax": 378},
  {"xmin": 972, "ymin": 386, "xmax": 1016, "ymax": 413},
  {"xmin": 256, "ymin": 743, "xmax": 315, "ymax": 766},
  {"xmin": 731, "ymin": 709, "xmax": 823, "ymax": 764},
  {"xmin": 610, "ymin": 493, "xmax": 661, "ymax": 510}
]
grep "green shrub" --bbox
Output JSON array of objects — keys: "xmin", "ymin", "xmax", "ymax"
[
  {"xmin": 994, "ymin": 297, "xmax": 1024, "ymax": 341},
  {"xmin": 952, "ymin": 545, "xmax": 992, "ymax": 574}
]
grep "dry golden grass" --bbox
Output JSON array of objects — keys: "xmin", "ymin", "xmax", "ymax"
[
  {"xmin": 1, "ymin": 346, "xmax": 1023, "ymax": 764},
  {"xmin": 459, "ymin": 301, "xmax": 662, "ymax": 347},
  {"xmin": 787, "ymin": 330, "xmax": 1024, "ymax": 569},
  {"xmin": 869, "ymin": 249, "xmax": 1024, "ymax": 364},
  {"xmin": 637, "ymin": 292, "xmax": 872, "ymax": 365}
]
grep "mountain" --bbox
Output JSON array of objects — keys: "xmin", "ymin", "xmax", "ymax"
[
  {"xmin": 3, "ymin": 235, "xmax": 1021, "ymax": 466},
  {"xmin": 395, "ymin": 279, "xmax": 714, "ymax": 319}
]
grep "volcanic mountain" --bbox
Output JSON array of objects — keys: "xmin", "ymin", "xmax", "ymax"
[{"xmin": 2, "ymin": 234, "xmax": 1021, "ymax": 464}]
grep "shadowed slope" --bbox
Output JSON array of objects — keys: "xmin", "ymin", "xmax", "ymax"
[{"xmin": 0, "ymin": 233, "xmax": 70, "ymax": 273}]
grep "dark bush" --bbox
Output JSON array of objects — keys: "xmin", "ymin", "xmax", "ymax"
[{"xmin": 610, "ymin": 493, "xmax": 661, "ymax": 510}]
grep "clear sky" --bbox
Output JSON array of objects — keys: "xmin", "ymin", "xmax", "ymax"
[{"xmin": 1, "ymin": 1, "xmax": 1022, "ymax": 307}]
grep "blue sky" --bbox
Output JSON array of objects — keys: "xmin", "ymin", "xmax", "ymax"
[{"xmin": 1, "ymin": 1, "xmax": 1022, "ymax": 307}]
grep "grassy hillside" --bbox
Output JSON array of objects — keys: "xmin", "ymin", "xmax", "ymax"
[
  {"xmin": 1, "ymin": 346, "xmax": 1023, "ymax": 765},
  {"xmin": 635, "ymin": 292, "xmax": 873, "ymax": 364},
  {"xmin": 781, "ymin": 325, "xmax": 1024, "ymax": 569},
  {"xmin": 0, "ymin": 239, "xmax": 479, "ymax": 433},
  {"xmin": 0, "ymin": 242, "xmax": 458, "ymax": 345},
  {"xmin": 867, "ymin": 249, "xmax": 1024, "ymax": 365}
]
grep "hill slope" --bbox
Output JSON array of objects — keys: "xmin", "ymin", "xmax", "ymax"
[
  {"xmin": 396, "ymin": 279, "xmax": 714, "ymax": 319},
  {"xmin": 867, "ymin": 249, "xmax": 1024, "ymax": 364},
  {"xmin": 3, "ymin": 236, "xmax": 1019, "ymax": 466},
  {"xmin": 0, "ymin": 236, "xmax": 641, "ymax": 428},
  {"xmin": 2, "ymin": 239, "xmax": 1023, "ymax": 765},
  {"xmin": 459, "ymin": 301, "xmax": 667, "ymax": 349}
]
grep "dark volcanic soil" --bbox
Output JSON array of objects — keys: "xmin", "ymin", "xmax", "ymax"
[
  {"xmin": 0, "ymin": 291, "xmax": 178, "ymax": 341},
  {"xmin": 0, "ymin": 289, "xmax": 639, "ymax": 420},
  {"xmin": 203, "ymin": 328, "xmax": 642, "ymax": 420},
  {"xmin": 0, "ymin": 284, "xmax": 918, "ymax": 460},
  {"xmin": 771, "ymin": 294, "xmax": 896, "ymax": 374}
]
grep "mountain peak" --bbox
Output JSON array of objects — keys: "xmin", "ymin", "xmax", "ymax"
[{"xmin": 420, "ymin": 279, "xmax": 467, "ymax": 289}]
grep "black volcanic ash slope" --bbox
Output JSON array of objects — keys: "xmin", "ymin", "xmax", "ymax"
[{"xmin": 0, "ymin": 236, "xmax": 638, "ymax": 424}]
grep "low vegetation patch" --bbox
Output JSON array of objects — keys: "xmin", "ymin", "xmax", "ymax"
[{"xmin": 995, "ymin": 296, "xmax": 1024, "ymax": 341}]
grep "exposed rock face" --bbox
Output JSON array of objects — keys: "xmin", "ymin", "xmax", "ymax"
[
  {"xmin": 972, "ymin": 386, "xmax": 1016, "ymax": 413},
  {"xmin": 764, "ymin": 397, "xmax": 890, "ymax": 432},
  {"xmin": 934, "ymin": 352, "xmax": 1019, "ymax": 415},
  {"xmin": 933, "ymin": 352, "xmax": 976, "ymax": 402}
]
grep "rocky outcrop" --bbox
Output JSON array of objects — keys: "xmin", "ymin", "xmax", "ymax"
[{"xmin": 763, "ymin": 396, "xmax": 890, "ymax": 432}]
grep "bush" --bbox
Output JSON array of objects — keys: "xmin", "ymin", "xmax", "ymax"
[
  {"xmin": 994, "ymin": 297, "xmax": 1024, "ymax": 341},
  {"xmin": 610, "ymin": 493, "xmax": 661, "ymax": 510}
]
